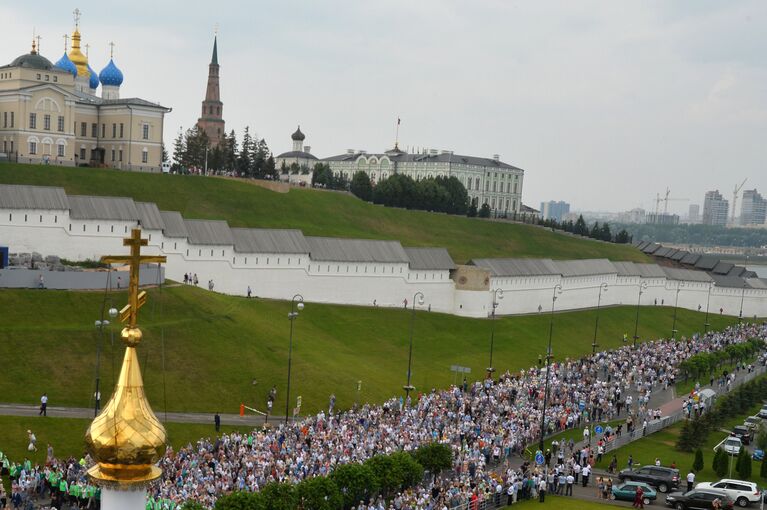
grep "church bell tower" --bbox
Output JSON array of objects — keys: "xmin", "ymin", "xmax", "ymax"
[{"xmin": 196, "ymin": 35, "xmax": 225, "ymax": 147}]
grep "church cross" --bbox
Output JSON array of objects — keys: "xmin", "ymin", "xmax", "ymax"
[
  {"xmin": 85, "ymin": 43, "xmax": 90, "ymax": 57},
  {"xmin": 63, "ymin": 34, "xmax": 69, "ymax": 52},
  {"xmin": 73, "ymin": 8, "xmax": 81, "ymax": 28},
  {"xmin": 109, "ymin": 41, "xmax": 115, "ymax": 59},
  {"xmin": 101, "ymin": 228, "xmax": 166, "ymax": 329},
  {"xmin": 36, "ymin": 35, "xmax": 42, "ymax": 53}
]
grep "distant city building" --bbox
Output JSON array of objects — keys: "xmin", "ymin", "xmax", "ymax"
[
  {"xmin": 323, "ymin": 148, "xmax": 524, "ymax": 214},
  {"xmin": 688, "ymin": 204, "xmax": 700, "ymax": 224},
  {"xmin": 196, "ymin": 36, "xmax": 225, "ymax": 147},
  {"xmin": 619, "ymin": 208, "xmax": 645, "ymax": 224},
  {"xmin": 646, "ymin": 212, "xmax": 680, "ymax": 225},
  {"xmin": 740, "ymin": 189, "xmax": 766, "ymax": 226},
  {"xmin": 275, "ymin": 126, "xmax": 317, "ymax": 186},
  {"xmin": 702, "ymin": 190, "xmax": 729, "ymax": 226},
  {"xmin": 540, "ymin": 200, "xmax": 570, "ymax": 222}
]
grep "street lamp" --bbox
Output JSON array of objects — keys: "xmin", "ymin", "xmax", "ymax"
[
  {"xmin": 592, "ymin": 283, "xmax": 608, "ymax": 354},
  {"xmin": 539, "ymin": 284, "xmax": 563, "ymax": 452},
  {"xmin": 632, "ymin": 282, "xmax": 648, "ymax": 348},
  {"xmin": 671, "ymin": 281, "xmax": 684, "ymax": 339},
  {"xmin": 704, "ymin": 281, "xmax": 715, "ymax": 333},
  {"xmin": 487, "ymin": 288, "xmax": 504, "ymax": 376},
  {"xmin": 285, "ymin": 294, "xmax": 304, "ymax": 425},
  {"xmin": 93, "ymin": 306, "xmax": 118, "ymax": 417},
  {"xmin": 403, "ymin": 291, "xmax": 425, "ymax": 400},
  {"xmin": 739, "ymin": 255, "xmax": 749, "ymax": 323}
]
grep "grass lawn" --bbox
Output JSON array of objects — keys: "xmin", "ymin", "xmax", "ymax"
[
  {"xmin": 595, "ymin": 403, "xmax": 767, "ymax": 485},
  {"xmin": 0, "ymin": 286, "xmax": 738, "ymax": 415},
  {"xmin": 505, "ymin": 495, "xmax": 625, "ymax": 509},
  {"xmin": 0, "ymin": 163, "xmax": 649, "ymax": 264}
]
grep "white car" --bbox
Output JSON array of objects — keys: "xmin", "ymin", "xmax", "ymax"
[
  {"xmin": 696, "ymin": 479, "xmax": 762, "ymax": 508},
  {"xmin": 721, "ymin": 436, "xmax": 743, "ymax": 456}
]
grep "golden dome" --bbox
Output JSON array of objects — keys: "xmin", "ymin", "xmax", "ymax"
[
  {"xmin": 85, "ymin": 325, "xmax": 166, "ymax": 487},
  {"xmin": 68, "ymin": 29, "xmax": 90, "ymax": 79}
]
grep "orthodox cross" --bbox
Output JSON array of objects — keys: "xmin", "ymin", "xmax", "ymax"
[
  {"xmin": 109, "ymin": 41, "xmax": 115, "ymax": 59},
  {"xmin": 85, "ymin": 43, "xmax": 90, "ymax": 58},
  {"xmin": 63, "ymin": 34, "xmax": 69, "ymax": 52},
  {"xmin": 101, "ymin": 229, "xmax": 166, "ymax": 329},
  {"xmin": 214, "ymin": 23, "xmax": 219, "ymax": 36},
  {"xmin": 73, "ymin": 8, "xmax": 81, "ymax": 29},
  {"xmin": 36, "ymin": 35, "xmax": 42, "ymax": 53}
]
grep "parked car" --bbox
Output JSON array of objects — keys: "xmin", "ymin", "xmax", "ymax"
[
  {"xmin": 665, "ymin": 489, "xmax": 734, "ymax": 510},
  {"xmin": 732, "ymin": 426, "xmax": 752, "ymax": 445},
  {"xmin": 695, "ymin": 479, "xmax": 762, "ymax": 508},
  {"xmin": 743, "ymin": 416, "xmax": 762, "ymax": 431},
  {"xmin": 719, "ymin": 436, "xmax": 743, "ymax": 456},
  {"xmin": 611, "ymin": 481, "xmax": 657, "ymax": 505},
  {"xmin": 753, "ymin": 450, "xmax": 764, "ymax": 462},
  {"xmin": 618, "ymin": 465, "xmax": 680, "ymax": 493},
  {"xmin": 757, "ymin": 406, "xmax": 767, "ymax": 419}
]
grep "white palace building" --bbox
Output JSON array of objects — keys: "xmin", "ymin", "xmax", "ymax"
[{"xmin": 2, "ymin": 183, "xmax": 767, "ymax": 318}]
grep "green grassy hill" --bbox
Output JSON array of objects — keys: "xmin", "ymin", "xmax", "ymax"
[
  {"xmin": 0, "ymin": 286, "xmax": 733, "ymax": 415},
  {"xmin": 0, "ymin": 163, "xmax": 647, "ymax": 263}
]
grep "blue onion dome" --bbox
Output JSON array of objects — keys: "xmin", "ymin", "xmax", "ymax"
[
  {"xmin": 53, "ymin": 52, "xmax": 78, "ymax": 77},
  {"xmin": 87, "ymin": 63, "xmax": 99, "ymax": 89},
  {"xmin": 99, "ymin": 58, "xmax": 123, "ymax": 86}
]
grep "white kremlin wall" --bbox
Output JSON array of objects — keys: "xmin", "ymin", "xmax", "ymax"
[{"xmin": 1, "ymin": 184, "xmax": 766, "ymax": 320}]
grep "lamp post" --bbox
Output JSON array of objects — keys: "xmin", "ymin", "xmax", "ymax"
[
  {"xmin": 403, "ymin": 291, "xmax": 425, "ymax": 400},
  {"xmin": 739, "ymin": 255, "xmax": 749, "ymax": 323},
  {"xmin": 592, "ymin": 283, "xmax": 608, "ymax": 354},
  {"xmin": 704, "ymin": 281, "xmax": 714, "ymax": 333},
  {"xmin": 632, "ymin": 281, "xmax": 648, "ymax": 348},
  {"xmin": 539, "ymin": 284, "xmax": 563, "ymax": 452},
  {"xmin": 285, "ymin": 294, "xmax": 304, "ymax": 425},
  {"xmin": 93, "ymin": 307, "xmax": 118, "ymax": 417},
  {"xmin": 671, "ymin": 282, "xmax": 684, "ymax": 339},
  {"xmin": 487, "ymin": 288, "xmax": 504, "ymax": 377}
]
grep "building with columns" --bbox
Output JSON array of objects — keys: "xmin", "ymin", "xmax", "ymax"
[
  {"xmin": 323, "ymin": 146, "xmax": 525, "ymax": 213},
  {"xmin": 0, "ymin": 17, "xmax": 170, "ymax": 171},
  {"xmin": 196, "ymin": 36, "xmax": 225, "ymax": 146}
]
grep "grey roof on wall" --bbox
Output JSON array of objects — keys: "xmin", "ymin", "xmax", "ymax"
[
  {"xmin": 680, "ymin": 252, "xmax": 701, "ymax": 265},
  {"xmin": 306, "ymin": 237, "xmax": 410, "ymax": 263},
  {"xmin": 662, "ymin": 267, "xmax": 713, "ymax": 282},
  {"xmin": 642, "ymin": 243, "xmax": 661, "ymax": 254},
  {"xmin": 0, "ymin": 184, "xmax": 69, "ymax": 210},
  {"xmin": 634, "ymin": 240, "xmax": 648, "ymax": 249},
  {"xmin": 671, "ymin": 250, "xmax": 689, "ymax": 261},
  {"xmin": 135, "ymin": 202, "xmax": 165, "ymax": 230},
  {"xmin": 550, "ymin": 259, "xmax": 617, "ymax": 277},
  {"xmin": 746, "ymin": 278, "xmax": 767, "ymax": 290},
  {"xmin": 613, "ymin": 262, "xmax": 667, "ymax": 278},
  {"xmin": 68, "ymin": 195, "xmax": 139, "ymax": 221},
  {"xmin": 708, "ymin": 274, "xmax": 748, "ymax": 289},
  {"xmin": 470, "ymin": 258, "xmax": 560, "ymax": 277},
  {"xmin": 694, "ymin": 255, "xmax": 720, "ymax": 271},
  {"xmin": 403, "ymin": 247, "xmax": 455, "ymax": 270},
  {"xmin": 322, "ymin": 151, "xmax": 524, "ymax": 171},
  {"xmin": 159, "ymin": 211, "xmax": 188, "ymax": 238},
  {"xmin": 184, "ymin": 219, "xmax": 234, "ymax": 245},
  {"xmin": 712, "ymin": 261, "xmax": 734, "ymax": 275},
  {"xmin": 231, "ymin": 228, "xmax": 310, "ymax": 254},
  {"xmin": 654, "ymin": 247, "xmax": 672, "ymax": 258}
]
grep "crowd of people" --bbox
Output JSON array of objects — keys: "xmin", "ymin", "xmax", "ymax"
[{"xmin": 2, "ymin": 322, "xmax": 765, "ymax": 510}]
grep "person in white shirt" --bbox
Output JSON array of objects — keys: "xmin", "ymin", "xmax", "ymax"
[
  {"xmin": 686, "ymin": 471, "xmax": 695, "ymax": 492},
  {"xmin": 39, "ymin": 393, "xmax": 48, "ymax": 416},
  {"xmin": 582, "ymin": 464, "xmax": 591, "ymax": 487},
  {"xmin": 566, "ymin": 474, "xmax": 574, "ymax": 496}
]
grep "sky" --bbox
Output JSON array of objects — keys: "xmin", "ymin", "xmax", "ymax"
[{"xmin": 3, "ymin": 1, "xmax": 766, "ymax": 215}]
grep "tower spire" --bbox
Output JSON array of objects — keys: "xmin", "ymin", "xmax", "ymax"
[
  {"xmin": 197, "ymin": 34, "xmax": 225, "ymax": 146},
  {"xmin": 211, "ymin": 36, "xmax": 218, "ymax": 65}
]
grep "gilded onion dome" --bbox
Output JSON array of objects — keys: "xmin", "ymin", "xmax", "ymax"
[{"xmin": 68, "ymin": 29, "xmax": 90, "ymax": 79}]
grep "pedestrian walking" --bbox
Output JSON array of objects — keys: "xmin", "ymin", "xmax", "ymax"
[
  {"xmin": 214, "ymin": 412, "xmax": 221, "ymax": 432},
  {"xmin": 538, "ymin": 477, "xmax": 546, "ymax": 503},
  {"xmin": 39, "ymin": 393, "xmax": 47, "ymax": 416},
  {"xmin": 247, "ymin": 286, "xmax": 252, "ymax": 298},
  {"xmin": 686, "ymin": 470, "xmax": 695, "ymax": 493},
  {"xmin": 27, "ymin": 430, "xmax": 37, "ymax": 452}
]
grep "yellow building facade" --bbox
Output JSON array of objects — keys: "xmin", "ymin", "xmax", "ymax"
[{"xmin": 0, "ymin": 27, "xmax": 170, "ymax": 172}]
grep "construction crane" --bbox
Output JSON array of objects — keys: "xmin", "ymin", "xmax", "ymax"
[
  {"xmin": 731, "ymin": 178, "xmax": 748, "ymax": 223},
  {"xmin": 654, "ymin": 188, "xmax": 690, "ymax": 216}
]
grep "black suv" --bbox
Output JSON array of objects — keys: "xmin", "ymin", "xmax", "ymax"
[
  {"xmin": 665, "ymin": 489, "xmax": 734, "ymax": 510},
  {"xmin": 618, "ymin": 466, "xmax": 680, "ymax": 493},
  {"xmin": 731, "ymin": 426, "xmax": 752, "ymax": 445}
]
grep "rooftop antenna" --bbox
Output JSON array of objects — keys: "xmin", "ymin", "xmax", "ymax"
[{"xmin": 394, "ymin": 117, "xmax": 401, "ymax": 150}]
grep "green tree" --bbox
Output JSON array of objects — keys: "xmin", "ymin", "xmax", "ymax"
[
  {"xmin": 390, "ymin": 451, "xmax": 424, "ymax": 489},
  {"xmin": 364, "ymin": 455, "xmax": 402, "ymax": 498},
  {"xmin": 692, "ymin": 448, "xmax": 704, "ymax": 472},
  {"xmin": 214, "ymin": 492, "xmax": 265, "ymax": 510},
  {"xmin": 435, "ymin": 176, "xmax": 469, "ymax": 215},
  {"xmin": 736, "ymin": 448, "xmax": 752, "ymax": 479},
  {"xmin": 260, "ymin": 482, "xmax": 297, "ymax": 510},
  {"xmin": 238, "ymin": 127, "xmax": 253, "ymax": 176},
  {"xmin": 329, "ymin": 464, "xmax": 379, "ymax": 510},
  {"xmin": 478, "ymin": 203, "xmax": 491, "ymax": 218},
  {"xmin": 600, "ymin": 222, "xmax": 612, "ymax": 241},
  {"xmin": 171, "ymin": 130, "xmax": 185, "ymax": 171},
  {"xmin": 574, "ymin": 215, "xmax": 588, "ymax": 236},
  {"xmin": 467, "ymin": 202, "xmax": 478, "ymax": 217},
  {"xmin": 350, "ymin": 171, "xmax": 373, "ymax": 201},
  {"xmin": 413, "ymin": 443, "xmax": 453, "ymax": 480},
  {"xmin": 615, "ymin": 229, "xmax": 630, "ymax": 243},
  {"xmin": 713, "ymin": 448, "xmax": 728, "ymax": 478},
  {"xmin": 296, "ymin": 476, "xmax": 342, "ymax": 510}
]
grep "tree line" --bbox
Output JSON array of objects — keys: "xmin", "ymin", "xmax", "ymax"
[
  {"xmin": 183, "ymin": 443, "xmax": 452, "ymax": 510},
  {"xmin": 537, "ymin": 215, "xmax": 632, "ymax": 244},
  {"xmin": 616, "ymin": 223, "xmax": 767, "ymax": 248},
  {"xmin": 172, "ymin": 126, "xmax": 277, "ymax": 179}
]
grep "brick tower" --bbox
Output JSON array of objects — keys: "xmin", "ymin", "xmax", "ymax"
[{"xmin": 196, "ymin": 36, "xmax": 225, "ymax": 146}]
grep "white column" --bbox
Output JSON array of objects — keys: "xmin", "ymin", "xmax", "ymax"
[{"xmin": 100, "ymin": 487, "xmax": 147, "ymax": 510}]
